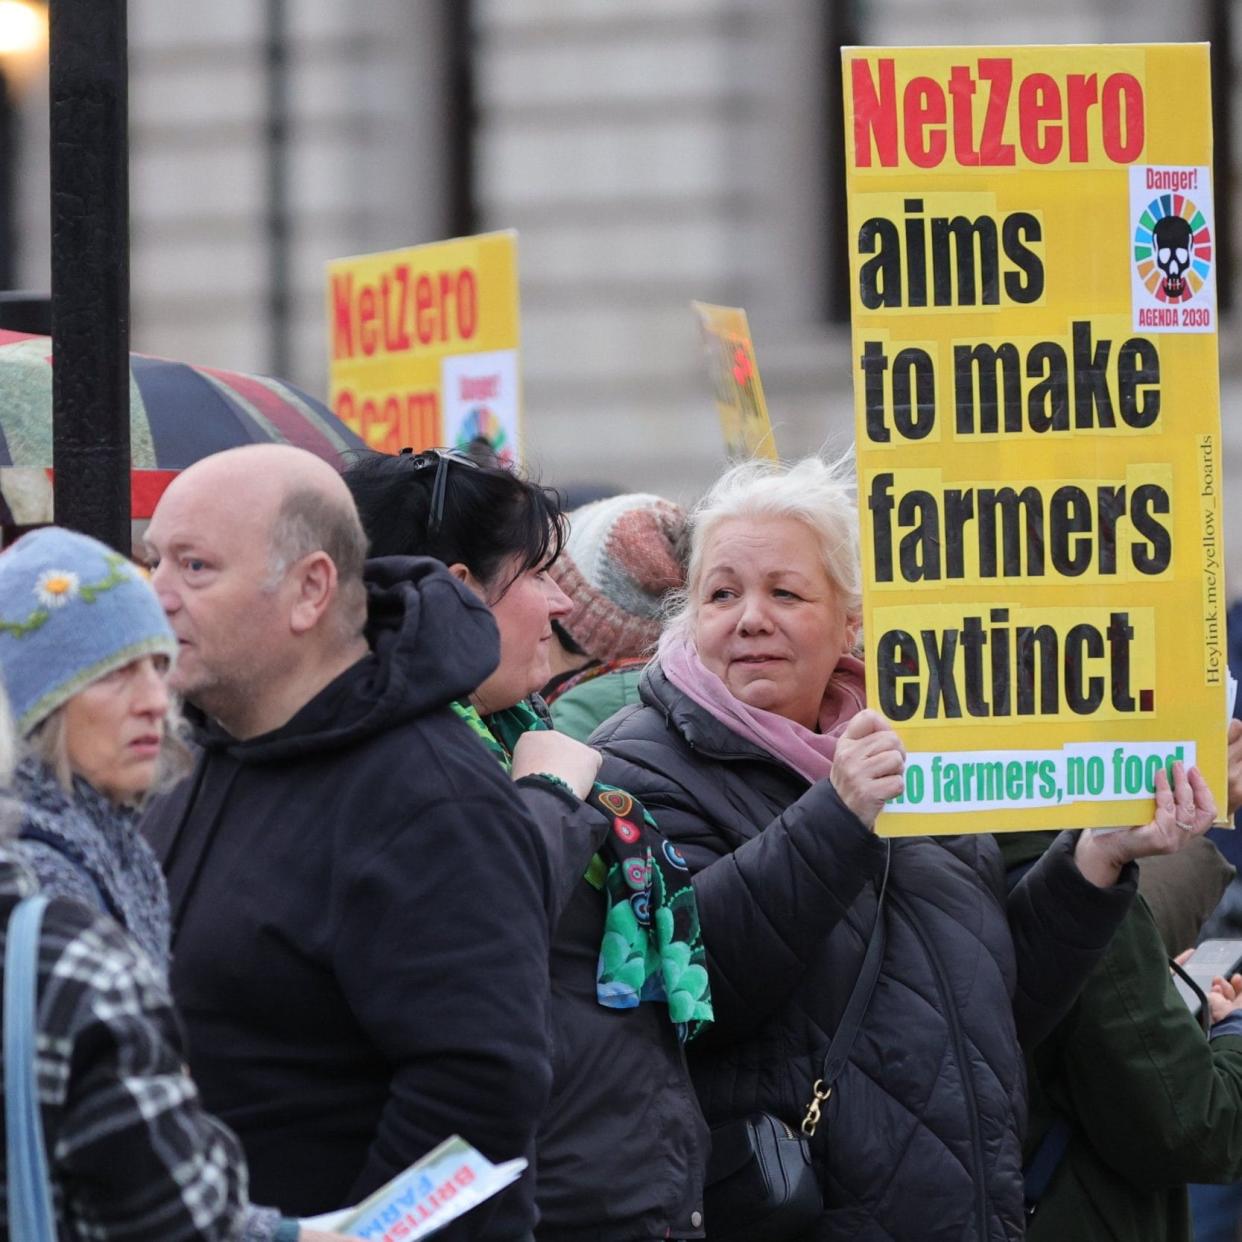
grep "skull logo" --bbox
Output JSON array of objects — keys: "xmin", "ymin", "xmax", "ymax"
[{"xmin": 1153, "ymin": 215, "xmax": 1194, "ymax": 299}]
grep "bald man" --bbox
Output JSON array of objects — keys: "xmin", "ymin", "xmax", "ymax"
[
  {"xmin": 142, "ymin": 446, "xmax": 552, "ymax": 1239},
  {"xmin": 149, "ymin": 445, "xmax": 368, "ymax": 738}
]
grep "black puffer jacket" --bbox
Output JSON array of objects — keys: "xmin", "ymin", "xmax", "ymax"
[
  {"xmin": 533, "ymin": 844, "xmax": 710, "ymax": 1242},
  {"xmin": 144, "ymin": 558, "xmax": 561, "ymax": 1239},
  {"xmin": 593, "ymin": 665, "xmax": 1137, "ymax": 1242}
]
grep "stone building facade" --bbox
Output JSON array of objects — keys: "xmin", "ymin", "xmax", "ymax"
[{"xmin": 10, "ymin": 0, "xmax": 1237, "ymax": 580}]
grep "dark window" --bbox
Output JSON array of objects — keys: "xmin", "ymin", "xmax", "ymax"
[{"xmin": 825, "ymin": 0, "xmax": 864, "ymax": 323}]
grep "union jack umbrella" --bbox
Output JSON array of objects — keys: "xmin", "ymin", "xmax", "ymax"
[{"xmin": 0, "ymin": 330, "xmax": 366, "ymax": 527}]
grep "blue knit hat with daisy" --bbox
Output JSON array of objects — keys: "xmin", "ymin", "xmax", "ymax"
[{"xmin": 0, "ymin": 527, "xmax": 177, "ymax": 736}]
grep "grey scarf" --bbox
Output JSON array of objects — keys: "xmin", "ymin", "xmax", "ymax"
[{"xmin": 13, "ymin": 757, "xmax": 171, "ymax": 971}]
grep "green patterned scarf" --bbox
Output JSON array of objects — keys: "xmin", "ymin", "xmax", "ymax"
[{"xmin": 451, "ymin": 698, "xmax": 712, "ymax": 1040}]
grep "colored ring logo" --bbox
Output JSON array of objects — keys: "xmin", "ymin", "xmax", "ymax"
[
  {"xmin": 1133, "ymin": 192, "xmax": 1212, "ymax": 303},
  {"xmin": 455, "ymin": 406, "xmax": 514, "ymax": 466}
]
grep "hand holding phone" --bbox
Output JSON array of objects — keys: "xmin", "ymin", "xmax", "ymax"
[
  {"xmin": 1205, "ymin": 970, "xmax": 1242, "ymax": 1024},
  {"xmin": 1173, "ymin": 939, "xmax": 1242, "ymax": 1021}
]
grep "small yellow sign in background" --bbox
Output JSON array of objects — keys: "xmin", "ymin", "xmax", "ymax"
[
  {"xmin": 691, "ymin": 301, "xmax": 777, "ymax": 461},
  {"xmin": 327, "ymin": 231, "xmax": 522, "ymax": 464}
]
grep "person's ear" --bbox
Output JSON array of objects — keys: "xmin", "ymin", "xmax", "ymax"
[
  {"xmin": 845, "ymin": 614, "xmax": 862, "ymax": 652},
  {"xmin": 446, "ymin": 561, "xmax": 487, "ymax": 601},
  {"xmin": 289, "ymin": 551, "xmax": 338, "ymax": 635}
]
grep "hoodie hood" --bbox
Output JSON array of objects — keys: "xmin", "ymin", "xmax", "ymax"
[{"xmin": 201, "ymin": 555, "xmax": 500, "ymax": 763}]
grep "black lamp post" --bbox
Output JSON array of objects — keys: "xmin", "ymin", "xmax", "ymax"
[{"xmin": 49, "ymin": 0, "xmax": 129, "ymax": 552}]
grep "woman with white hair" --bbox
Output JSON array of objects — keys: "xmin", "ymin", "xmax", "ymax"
[{"xmin": 594, "ymin": 455, "xmax": 1218, "ymax": 1242}]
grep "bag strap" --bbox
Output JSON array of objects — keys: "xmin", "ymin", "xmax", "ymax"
[
  {"xmin": 1023, "ymin": 1117, "xmax": 1073, "ymax": 1217},
  {"xmin": 802, "ymin": 840, "xmax": 891, "ymax": 1136},
  {"xmin": 1170, "ymin": 956, "xmax": 1213, "ymax": 1036},
  {"xmin": 5, "ymin": 893, "xmax": 56, "ymax": 1242}
]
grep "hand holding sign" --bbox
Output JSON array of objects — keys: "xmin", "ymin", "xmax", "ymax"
[
  {"xmin": 1208, "ymin": 971, "xmax": 1242, "ymax": 1025},
  {"xmin": 1073, "ymin": 762, "xmax": 1217, "ymax": 888},
  {"xmin": 832, "ymin": 710, "xmax": 906, "ymax": 829}
]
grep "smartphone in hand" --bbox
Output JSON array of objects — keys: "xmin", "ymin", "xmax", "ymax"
[{"xmin": 1174, "ymin": 939, "xmax": 1242, "ymax": 1016}]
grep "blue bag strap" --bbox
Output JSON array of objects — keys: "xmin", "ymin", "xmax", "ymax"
[
  {"xmin": 1023, "ymin": 1116, "xmax": 1072, "ymax": 1218},
  {"xmin": 5, "ymin": 893, "xmax": 56, "ymax": 1242}
]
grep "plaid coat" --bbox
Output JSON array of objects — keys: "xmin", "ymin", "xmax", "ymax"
[{"xmin": 0, "ymin": 848, "xmax": 256, "ymax": 1241}]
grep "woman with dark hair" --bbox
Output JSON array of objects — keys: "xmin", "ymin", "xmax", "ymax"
[
  {"xmin": 344, "ymin": 449, "xmax": 714, "ymax": 1242},
  {"xmin": 347, "ymin": 448, "xmax": 577, "ymax": 723}
]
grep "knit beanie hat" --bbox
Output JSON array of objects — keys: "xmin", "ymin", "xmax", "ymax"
[
  {"xmin": 550, "ymin": 493, "xmax": 687, "ymax": 662},
  {"xmin": 0, "ymin": 527, "xmax": 177, "ymax": 736}
]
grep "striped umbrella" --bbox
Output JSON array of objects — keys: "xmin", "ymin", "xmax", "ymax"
[{"xmin": 0, "ymin": 329, "xmax": 366, "ymax": 525}]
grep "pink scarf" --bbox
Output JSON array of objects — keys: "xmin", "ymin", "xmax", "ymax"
[{"xmin": 657, "ymin": 629, "xmax": 868, "ymax": 784}]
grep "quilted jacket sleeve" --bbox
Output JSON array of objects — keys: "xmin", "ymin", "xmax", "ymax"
[
  {"xmin": 691, "ymin": 781, "xmax": 887, "ymax": 1040},
  {"xmin": 597, "ymin": 734, "xmax": 886, "ymax": 1040},
  {"xmin": 513, "ymin": 776, "xmax": 612, "ymax": 928}
]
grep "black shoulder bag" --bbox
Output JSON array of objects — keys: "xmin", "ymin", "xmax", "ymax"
[{"xmin": 702, "ymin": 841, "xmax": 892, "ymax": 1242}]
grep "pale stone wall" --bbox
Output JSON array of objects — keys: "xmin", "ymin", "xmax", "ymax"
[
  {"xmin": 471, "ymin": 0, "xmax": 1238, "ymax": 511},
  {"xmin": 471, "ymin": 0, "xmax": 849, "ymax": 503},
  {"xmin": 122, "ymin": 0, "xmax": 454, "ymax": 387},
  {"xmin": 9, "ymin": 0, "xmax": 1239, "ymax": 574}
]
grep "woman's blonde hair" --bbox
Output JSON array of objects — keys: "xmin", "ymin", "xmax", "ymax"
[
  {"xmin": 666, "ymin": 452, "xmax": 861, "ymax": 638},
  {"xmin": 25, "ymin": 693, "xmax": 193, "ymax": 805}
]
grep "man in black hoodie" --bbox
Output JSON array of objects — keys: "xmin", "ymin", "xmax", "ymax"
[{"xmin": 141, "ymin": 445, "xmax": 553, "ymax": 1239}]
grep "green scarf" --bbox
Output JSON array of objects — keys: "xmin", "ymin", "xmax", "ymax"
[{"xmin": 451, "ymin": 698, "xmax": 713, "ymax": 1040}]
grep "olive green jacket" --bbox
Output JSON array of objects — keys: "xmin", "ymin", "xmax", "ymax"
[
  {"xmin": 999, "ymin": 833, "xmax": 1242, "ymax": 1242},
  {"xmin": 548, "ymin": 666, "xmax": 645, "ymax": 743}
]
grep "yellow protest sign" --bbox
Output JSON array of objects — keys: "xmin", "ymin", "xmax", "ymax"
[
  {"xmin": 843, "ymin": 44, "xmax": 1227, "ymax": 834},
  {"xmin": 327, "ymin": 231, "xmax": 521, "ymax": 463},
  {"xmin": 691, "ymin": 301, "xmax": 777, "ymax": 460}
]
